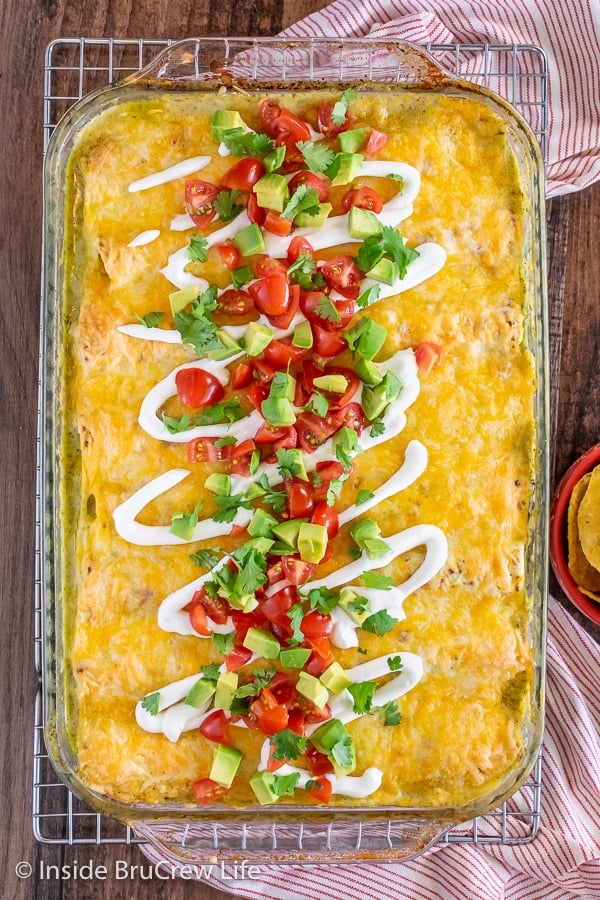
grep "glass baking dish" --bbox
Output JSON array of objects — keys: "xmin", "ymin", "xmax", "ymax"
[{"xmin": 40, "ymin": 37, "xmax": 548, "ymax": 865}]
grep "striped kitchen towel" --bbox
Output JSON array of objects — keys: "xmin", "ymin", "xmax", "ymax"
[
  {"xmin": 140, "ymin": 597, "xmax": 600, "ymax": 899},
  {"xmin": 280, "ymin": 0, "xmax": 600, "ymax": 197}
]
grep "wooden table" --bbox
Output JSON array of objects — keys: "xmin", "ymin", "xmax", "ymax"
[{"xmin": 2, "ymin": 0, "xmax": 598, "ymax": 897}]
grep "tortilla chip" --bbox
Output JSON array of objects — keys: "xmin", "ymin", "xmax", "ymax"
[
  {"xmin": 577, "ymin": 465, "xmax": 600, "ymax": 573},
  {"xmin": 568, "ymin": 472, "xmax": 600, "ymax": 592}
]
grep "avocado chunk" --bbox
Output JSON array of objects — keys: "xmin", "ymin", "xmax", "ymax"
[
  {"xmin": 169, "ymin": 284, "xmax": 199, "ymax": 316},
  {"xmin": 211, "ymin": 109, "xmax": 247, "ymax": 141},
  {"xmin": 330, "ymin": 152, "xmax": 364, "ymax": 187},
  {"xmin": 247, "ymin": 507, "xmax": 278, "ymax": 539},
  {"xmin": 185, "ymin": 677, "xmax": 217, "ymax": 708},
  {"xmin": 338, "ymin": 128, "xmax": 366, "ymax": 153},
  {"xmin": 250, "ymin": 771, "xmax": 282, "ymax": 805},
  {"xmin": 366, "ymin": 257, "xmax": 398, "ymax": 285},
  {"xmin": 276, "ymin": 447, "xmax": 308, "ymax": 481},
  {"xmin": 338, "ymin": 586, "xmax": 371, "ymax": 624},
  {"xmin": 242, "ymin": 536, "xmax": 275, "ymax": 556},
  {"xmin": 253, "ymin": 173, "xmax": 290, "ymax": 212},
  {"xmin": 261, "ymin": 397, "xmax": 296, "ymax": 427},
  {"xmin": 234, "ymin": 222, "xmax": 266, "ymax": 256},
  {"xmin": 214, "ymin": 671, "xmax": 238, "ymax": 711},
  {"xmin": 294, "ymin": 202, "xmax": 333, "ymax": 228},
  {"xmin": 345, "ymin": 317, "xmax": 387, "ymax": 360},
  {"xmin": 310, "ymin": 718, "xmax": 348, "ymax": 754},
  {"xmin": 361, "ymin": 370, "xmax": 403, "ymax": 420},
  {"xmin": 313, "ymin": 373, "xmax": 349, "ymax": 394},
  {"xmin": 204, "ymin": 473, "xmax": 231, "ymax": 496},
  {"xmin": 296, "ymin": 672, "xmax": 329, "ymax": 710},
  {"xmin": 297, "ymin": 522, "xmax": 328, "ymax": 564},
  {"xmin": 244, "ymin": 321, "xmax": 274, "ymax": 357},
  {"xmin": 348, "ymin": 206, "xmax": 382, "ymax": 240},
  {"xmin": 269, "ymin": 371, "xmax": 296, "ymax": 402},
  {"xmin": 209, "ymin": 743, "xmax": 243, "ymax": 788},
  {"xmin": 292, "ymin": 320, "xmax": 313, "ymax": 349},
  {"xmin": 207, "ymin": 329, "xmax": 242, "ymax": 361},
  {"xmin": 279, "ymin": 647, "xmax": 312, "ymax": 668},
  {"xmin": 355, "ymin": 357, "xmax": 383, "ymax": 386},
  {"xmin": 243, "ymin": 627, "xmax": 280, "ymax": 660},
  {"xmin": 319, "ymin": 661, "xmax": 353, "ymax": 695},
  {"xmin": 271, "ymin": 518, "xmax": 308, "ymax": 550}
]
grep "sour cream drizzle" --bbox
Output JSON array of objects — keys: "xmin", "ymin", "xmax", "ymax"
[
  {"xmin": 128, "ymin": 156, "xmax": 212, "ymax": 193},
  {"xmin": 127, "ymin": 229, "xmax": 161, "ymax": 248},
  {"xmin": 159, "ymin": 210, "xmax": 251, "ymax": 290}
]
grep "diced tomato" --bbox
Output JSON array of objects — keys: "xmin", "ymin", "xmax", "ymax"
[
  {"xmin": 272, "ymin": 108, "xmax": 312, "ymax": 148},
  {"xmin": 227, "ymin": 438, "xmax": 256, "ymax": 475},
  {"xmin": 231, "ymin": 608, "xmax": 267, "ymax": 644},
  {"xmin": 187, "ymin": 436, "xmax": 218, "ymax": 464},
  {"xmin": 365, "ymin": 129, "xmax": 389, "ymax": 156},
  {"xmin": 311, "ymin": 501, "xmax": 340, "ymax": 538},
  {"xmin": 231, "ymin": 362, "xmax": 254, "ymax": 390},
  {"xmin": 296, "ymin": 409, "xmax": 342, "ymax": 453},
  {"xmin": 266, "ymin": 745, "xmax": 286, "ymax": 772},
  {"xmin": 337, "ymin": 402, "xmax": 366, "ymax": 435},
  {"xmin": 320, "ymin": 255, "xmax": 362, "ymax": 301},
  {"xmin": 306, "ymin": 745, "xmax": 334, "ymax": 776},
  {"xmin": 316, "ymin": 460, "xmax": 345, "ymax": 482},
  {"xmin": 302, "ymin": 698, "xmax": 332, "ymax": 723},
  {"xmin": 321, "ymin": 366, "xmax": 360, "ymax": 409},
  {"xmin": 341, "ymin": 186, "xmax": 383, "ymax": 213},
  {"xmin": 252, "ymin": 698, "xmax": 289, "ymax": 736},
  {"xmin": 415, "ymin": 341, "xmax": 442, "ymax": 374},
  {"xmin": 288, "ymin": 171, "xmax": 330, "ymax": 203},
  {"xmin": 192, "ymin": 778, "xmax": 227, "ymax": 804},
  {"xmin": 311, "ymin": 322, "xmax": 347, "ymax": 357},
  {"xmin": 268, "ymin": 283, "xmax": 301, "ymax": 330},
  {"xmin": 286, "ymin": 479, "xmax": 316, "ymax": 518},
  {"xmin": 221, "ymin": 157, "xmax": 265, "ymax": 190},
  {"xmin": 225, "ymin": 645, "xmax": 253, "ymax": 671},
  {"xmin": 263, "ymin": 425, "xmax": 299, "ymax": 463},
  {"xmin": 263, "ymin": 209, "xmax": 293, "ymax": 236},
  {"xmin": 255, "ymin": 422, "xmax": 291, "ymax": 445},
  {"xmin": 216, "ymin": 242, "xmax": 241, "ymax": 270},
  {"xmin": 260, "ymin": 585, "xmax": 298, "ymax": 629},
  {"xmin": 192, "ymin": 586, "xmax": 230, "ymax": 626},
  {"xmin": 185, "ymin": 180, "xmax": 219, "ymax": 228},
  {"xmin": 229, "ymin": 523, "xmax": 247, "ymax": 537},
  {"xmin": 287, "ymin": 708, "xmax": 305, "ymax": 736},
  {"xmin": 301, "ymin": 611, "xmax": 333, "ymax": 639},
  {"xmin": 317, "ymin": 100, "xmax": 354, "ymax": 138},
  {"xmin": 266, "ymin": 560, "xmax": 284, "ymax": 585},
  {"xmin": 247, "ymin": 192, "xmax": 266, "ymax": 225},
  {"xmin": 229, "ymin": 439, "xmax": 256, "ymax": 460},
  {"xmin": 199, "ymin": 710, "xmax": 231, "ymax": 745},
  {"xmin": 287, "ymin": 235, "xmax": 316, "ymax": 264},
  {"xmin": 282, "ymin": 556, "xmax": 317, "ymax": 586},
  {"xmin": 254, "ymin": 256, "xmax": 287, "ymax": 277},
  {"xmin": 252, "ymin": 360, "xmax": 277, "ymax": 384},
  {"xmin": 263, "ymin": 338, "xmax": 306, "ymax": 368},
  {"xmin": 246, "ymin": 382, "xmax": 270, "ymax": 410},
  {"xmin": 293, "ymin": 359, "xmax": 324, "ymax": 407},
  {"xmin": 248, "ymin": 273, "xmax": 290, "ymax": 318},
  {"xmin": 307, "ymin": 776, "xmax": 332, "ymax": 804},
  {"xmin": 259, "ymin": 99, "xmax": 282, "ymax": 134},
  {"xmin": 175, "ymin": 368, "xmax": 225, "ymax": 408},
  {"xmin": 189, "ymin": 602, "xmax": 212, "ymax": 636},
  {"xmin": 218, "ymin": 288, "xmax": 254, "ymax": 316},
  {"xmin": 305, "ymin": 636, "xmax": 335, "ymax": 676}
]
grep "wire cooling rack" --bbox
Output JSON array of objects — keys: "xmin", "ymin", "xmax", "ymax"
[{"xmin": 35, "ymin": 37, "xmax": 547, "ymax": 851}]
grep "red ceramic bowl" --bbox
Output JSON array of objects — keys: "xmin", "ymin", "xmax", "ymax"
[{"xmin": 550, "ymin": 443, "xmax": 600, "ymax": 625}]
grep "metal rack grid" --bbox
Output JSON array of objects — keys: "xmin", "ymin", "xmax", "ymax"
[{"xmin": 35, "ymin": 37, "xmax": 547, "ymax": 851}]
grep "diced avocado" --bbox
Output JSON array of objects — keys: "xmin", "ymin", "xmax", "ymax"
[
  {"xmin": 366, "ymin": 257, "xmax": 398, "ymax": 285},
  {"xmin": 266, "ymin": 541, "xmax": 296, "ymax": 556},
  {"xmin": 234, "ymin": 222, "xmax": 266, "ymax": 256},
  {"xmin": 279, "ymin": 647, "xmax": 312, "ymax": 668},
  {"xmin": 214, "ymin": 672, "xmax": 238, "ymax": 711},
  {"xmin": 261, "ymin": 397, "xmax": 296, "ymax": 427},
  {"xmin": 338, "ymin": 586, "xmax": 370, "ymax": 624},
  {"xmin": 243, "ymin": 627, "xmax": 280, "ymax": 660},
  {"xmin": 348, "ymin": 206, "xmax": 382, "ymax": 240},
  {"xmin": 338, "ymin": 128, "xmax": 366, "ymax": 153},
  {"xmin": 207, "ymin": 329, "xmax": 242, "ymax": 361},
  {"xmin": 362, "ymin": 370, "xmax": 403, "ymax": 419},
  {"xmin": 320, "ymin": 661, "xmax": 353, "ymax": 695},
  {"xmin": 185, "ymin": 677, "xmax": 217, "ymax": 708},
  {"xmin": 253, "ymin": 173, "xmax": 290, "ymax": 212},
  {"xmin": 362, "ymin": 538, "xmax": 391, "ymax": 559},
  {"xmin": 204, "ymin": 473, "xmax": 231, "ymax": 496},
  {"xmin": 209, "ymin": 743, "xmax": 243, "ymax": 788},
  {"xmin": 264, "ymin": 145, "xmax": 286, "ymax": 173},
  {"xmin": 297, "ymin": 522, "xmax": 328, "ymax": 564},
  {"xmin": 243, "ymin": 536, "xmax": 275, "ymax": 555},
  {"xmin": 332, "ymin": 738, "xmax": 356, "ymax": 778},
  {"xmin": 269, "ymin": 371, "xmax": 296, "ymax": 402},
  {"xmin": 310, "ymin": 718, "xmax": 348, "ymax": 755},
  {"xmin": 222, "ymin": 589, "xmax": 258, "ymax": 613},
  {"xmin": 247, "ymin": 507, "xmax": 278, "ymax": 539},
  {"xmin": 355, "ymin": 357, "xmax": 383, "ymax": 386},
  {"xmin": 244, "ymin": 321, "xmax": 274, "ymax": 357},
  {"xmin": 294, "ymin": 202, "xmax": 333, "ymax": 228},
  {"xmin": 271, "ymin": 518, "xmax": 308, "ymax": 549},
  {"xmin": 245, "ymin": 481, "xmax": 266, "ymax": 501},
  {"xmin": 313, "ymin": 373, "xmax": 349, "ymax": 394},
  {"xmin": 211, "ymin": 109, "xmax": 247, "ymax": 141},
  {"xmin": 292, "ymin": 320, "xmax": 313, "ymax": 349},
  {"xmin": 296, "ymin": 672, "xmax": 329, "ymax": 710},
  {"xmin": 250, "ymin": 771, "xmax": 281, "ymax": 805},
  {"xmin": 330, "ymin": 152, "xmax": 364, "ymax": 187},
  {"xmin": 345, "ymin": 317, "xmax": 387, "ymax": 361},
  {"xmin": 278, "ymin": 448, "xmax": 308, "ymax": 481},
  {"xmin": 169, "ymin": 284, "xmax": 199, "ymax": 316},
  {"xmin": 349, "ymin": 517, "xmax": 380, "ymax": 545}
]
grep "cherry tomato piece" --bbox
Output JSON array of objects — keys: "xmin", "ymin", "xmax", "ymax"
[
  {"xmin": 307, "ymin": 776, "xmax": 332, "ymax": 804},
  {"xmin": 263, "ymin": 210, "xmax": 293, "ymax": 236},
  {"xmin": 247, "ymin": 193, "xmax": 266, "ymax": 226},
  {"xmin": 248, "ymin": 273, "xmax": 290, "ymax": 318},
  {"xmin": 225, "ymin": 645, "xmax": 254, "ymax": 671},
  {"xmin": 311, "ymin": 501, "xmax": 340, "ymax": 538},
  {"xmin": 306, "ymin": 746, "xmax": 334, "ymax": 776},
  {"xmin": 254, "ymin": 256, "xmax": 287, "ymax": 277},
  {"xmin": 288, "ymin": 171, "xmax": 330, "ymax": 203},
  {"xmin": 341, "ymin": 186, "xmax": 383, "ymax": 213},
  {"xmin": 259, "ymin": 99, "xmax": 282, "ymax": 135},
  {"xmin": 311, "ymin": 322, "xmax": 348, "ymax": 357},
  {"xmin": 272, "ymin": 108, "xmax": 312, "ymax": 148},
  {"xmin": 231, "ymin": 362, "xmax": 254, "ymax": 390},
  {"xmin": 246, "ymin": 382, "xmax": 270, "ymax": 410},
  {"xmin": 221, "ymin": 157, "xmax": 265, "ymax": 190},
  {"xmin": 317, "ymin": 100, "xmax": 354, "ymax": 137},
  {"xmin": 216, "ymin": 242, "xmax": 241, "ymax": 270},
  {"xmin": 337, "ymin": 402, "xmax": 366, "ymax": 435},
  {"xmin": 415, "ymin": 341, "xmax": 442, "ymax": 374},
  {"xmin": 296, "ymin": 410, "xmax": 342, "ymax": 452},
  {"xmin": 192, "ymin": 778, "xmax": 227, "ymax": 805},
  {"xmin": 260, "ymin": 585, "xmax": 298, "ymax": 629},
  {"xmin": 199, "ymin": 709, "xmax": 231, "ymax": 744},
  {"xmin": 263, "ymin": 338, "xmax": 307, "ymax": 368},
  {"xmin": 286, "ymin": 479, "xmax": 316, "ymax": 518},
  {"xmin": 282, "ymin": 556, "xmax": 317, "ymax": 586},
  {"xmin": 185, "ymin": 180, "xmax": 219, "ymax": 228},
  {"xmin": 192, "ymin": 586, "xmax": 230, "ymax": 626},
  {"xmin": 187, "ymin": 437, "xmax": 218, "ymax": 464},
  {"xmin": 287, "ymin": 236, "xmax": 316, "ymax": 264},
  {"xmin": 218, "ymin": 288, "xmax": 254, "ymax": 316},
  {"xmin": 320, "ymin": 255, "xmax": 363, "ymax": 300},
  {"xmin": 189, "ymin": 603, "xmax": 212, "ymax": 636},
  {"xmin": 322, "ymin": 366, "xmax": 360, "ymax": 409},
  {"xmin": 301, "ymin": 611, "xmax": 333, "ymax": 639},
  {"xmin": 255, "ymin": 422, "xmax": 292, "ymax": 445},
  {"xmin": 268, "ymin": 283, "xmax": 301, "ymax": 330},
  {"xmin": 175, "ymin": 368, "xmax": 225, "ymax": 409},
  {"xmin": 287, "ymin": 707, "xmax": 306, "ymax": 736},
  {"xmin": 365, "ymin": 129, "xmax": 389, "ymax": 156}
]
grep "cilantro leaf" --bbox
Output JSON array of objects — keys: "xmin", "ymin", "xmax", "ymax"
[
  {"xmin": 347, "ymin": 680, "xmax": 376, "ymax": 714},
  {"xmin": 334, "ymin": 426, "xmax": 359, "ymax": 469},
  {"xmin": 356, "ymin": 234, "xmax": 384, "ymax": 274},
  {"xmin": 380, "ymin": 225, "xmax": 419, "ymax": 278},
  {"xmin": 362, "ymin": 610, "xmax": 398, "ymax": 636},
  {"xmin": 199, "ymin": 663, "xmax": 221, "ymax": 681},
  {"xmin": 231, "ymin": 265, "xmax": 254, "ymax": 290},
  {"xmin": 213, "ymin": 493, "xmax": 252, "ymax": 524},
  {"xmin": 287, "ymin": 253, "xmax": 325, "ymax": 291},
  {"xmin": 170, "ymin": 501, "xmax": 202, "ymax": 540},
  {"xmin": 270, "ymin": 772, "xmax": 300, "ymax": 798},
  {"xmin": 356, "ymin": 284, "xmax": 381, "ymax": 309},
  {"xmin": 370, "ymin": 418, "xmax": 386, "ymax": 437},
  {"xmin": 305, "ymin": 586, "xmax": 338, "ymax": 614},
  {"xmin": 231, "ymin": 544, "xmax": 267, "ymax": 594},
  {"xmin": 387, "ymin": 656, "xmax": 403, "ymax": 671},
  {"xmin": 264, "ymin": 145, "xmax": 286, "ymax": 172},
  {"xmin": 286, "ymin": 602, "xmax": 306, "ymax": 646},
  {"xmin": 361, "ymin": 571, "xmax": 393, "ymax": 590},
  {"xmin": 256, "ymin": 474, "xmax": 287, "ymax": 514},
  {"xmin": 213, "ymin": 189, "xmax": 245, "ymax": 222},
  {"xmin": 326, "ymin": 477, "xmax": 344, "ymax": 506},
  {"xmin": 375, "ymin": 701, "xmax": 402, "ymax": 726},
  {"xmin": 281, "ymin": 184, "xmax": 321, "ymax": 222},
  {"xmin": 174, "ymin": 308, "xmax": 222, "ymax": 355},
  {"xmin": 141, "ymin": 691, "xmax": 160, "ymax": 716},
  {"xmin": 270, "ymin": 728, "xmax": 308, "ymax": 762},
  {"xmin": 304, "ymin": 392, "xmax": 329, "ymax": 418},
  {"xmin": 276, "ymin": 448, "xmax": 303, "ymax": 480},
  {"xmin": 189, "ymin": 548, "xmax": 222, "ymax": 569},
  {"xmin": 330, "ymin": 732, "xmax": 355, "ymax": 768},
  {"xmin": 234, "ymin": 666, "xmax": 277, "ymax": 698},
  {"xmin": 220, "ymin": 128, "xmax": 274, "ymax": 157},
  {"xmin": 214, "ymin": 436, "xmax": 237, "ymax": 448},
  {"xmin": 315, "ymin": 296, "xmax": 342, "ymax": 324},
  {"xmin": 162, "ymin": 413, "xmax": 193, "ymax": 434},
  {"xmin": 188, "ymin": 235, "xmax": 209, "ymax": 262},
  {"xmin": 212, "ymin": 631, "xmax": 236, "ymax": 655},
  {"xmin": 387, "ymin": 173, "xmax": 404, "ymax": 182},
  {"xmin": 345, "ymin": 594, "xmax": 370, "ymax": 617},
  {"xmin": 296, "ymin": 140, "xmax": 335, "ymax": 174},
  {"xmin": 136, "ymin": 311, "xmax": 163, "ymax": 328},
  {"xmin": 331, "ymin": 88, "xmax": 357, "ymax": 127},
  {"xmin": 193, "ymin": 400, "xmax": 245, "ymax": 425},
  {"xmin": 192, "ymin": 284, "xmax": 219, "ymax": 315},
  {"xmin": 356, "ymin": 489, "xmax": 375, "ymax": 505}
]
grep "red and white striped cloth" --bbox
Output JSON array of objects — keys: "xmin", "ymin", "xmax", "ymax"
[
  {"xmin": 281, "ymin": 0, "xmax": 600, "ymax": 197},
  {"xmin": 171, "ymin": 597, "xmax": 599, "ymax": 900}
]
